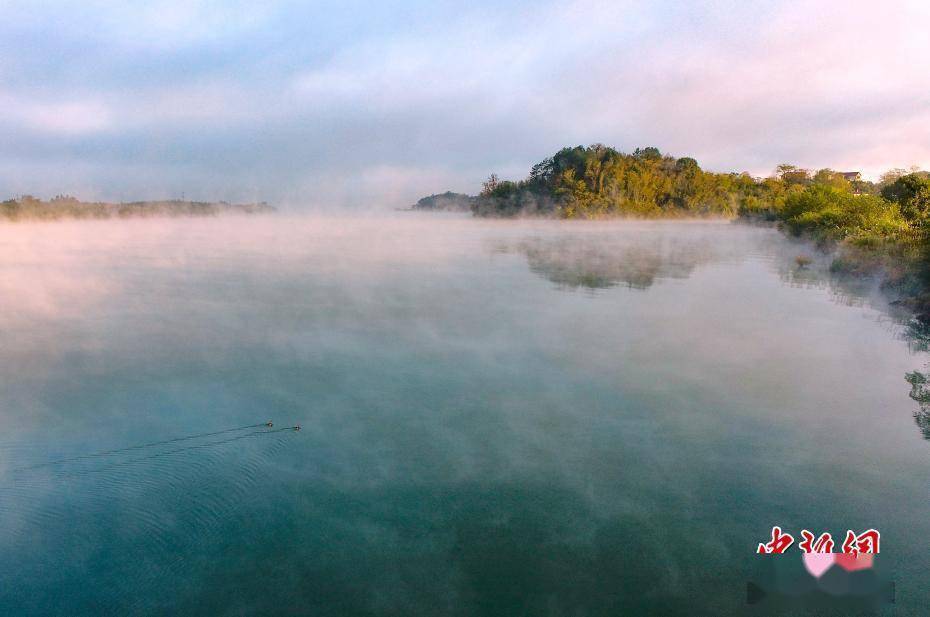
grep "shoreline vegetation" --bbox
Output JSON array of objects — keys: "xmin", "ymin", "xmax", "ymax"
[
  {"xmin": 0, "ymin": 195, "xmax": 275, "ymax": 222},
  {"xmin": 408, "ymin": 191, "xmax": 475, "ymax": 212},
  {"xmin": 415, "ymin": 144, "xmax": 930, "ymax": 322}
]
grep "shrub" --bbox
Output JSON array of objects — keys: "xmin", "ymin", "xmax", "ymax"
[{"xmin": 781, "ymin": 185, "xmax": 910, "ymax": 244}]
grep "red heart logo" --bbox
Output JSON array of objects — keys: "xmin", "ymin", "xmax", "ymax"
[{"xmin": 835, "ymin": 553, "xmax": 873, "ymax": 571}]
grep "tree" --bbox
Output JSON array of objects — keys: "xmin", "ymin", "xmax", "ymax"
[
  {"xmin": 880, "ymin": 173, "xmax": 930, "ymax": 225},
  {"xmin": 906, "ymin": 187, "xmax": 930, "ymax": 226},
  {"xmin": 879, "ymin": 168, "xmax": 909, "ymax": 187},
  {"xmin": 675, "ymin": 157, "xmax": 700, "ymax": 174},
  {"xmin": 776, "ymin": 164, "xmax": 811, "ymax": 186},
  {"xmin": 633, "ymin": 146, "xmax": 662, "ymax": 161},
  {"xmin": 776, "ymin": 164, "xmax": 798, "ymax": 177},
  {"xmin": 528, "ymin": 158, "xmax": 555, "ymax": 185},
  {"xmin": 881, "ymin": 173, "xmax": 930, "ymax": 205},
  {"xmin": 481, "ymin": 174, "xmax": 500, "ymax": 197},
  {"xmin": 812, "ymin": 169, "xmax": 852, "ymax": 191}
]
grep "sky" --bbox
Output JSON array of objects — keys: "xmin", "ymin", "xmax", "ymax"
[{"xmin": 1, "ymin": 0, "xmax": 929, "ymax": 208}]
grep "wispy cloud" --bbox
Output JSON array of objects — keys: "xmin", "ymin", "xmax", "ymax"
[
  {"xmin": 0, "ymin": 0, "xmax": 927, "ymax": 205},
  {"xmin": 0, "ymin": 94, "xmax": 112, "ymax": 135}
]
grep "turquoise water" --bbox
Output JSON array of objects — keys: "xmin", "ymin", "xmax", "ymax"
[{"xmin": 0, "ymin": 216, "xmax": 927, "ymax": 615}]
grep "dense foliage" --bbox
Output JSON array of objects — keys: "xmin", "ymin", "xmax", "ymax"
[
  {"xmin": 473, "ymin": 145, "xmax": 754, "ymax": 218},
  {"xmin": 467, "ymin": 145, "xmax": 930, "ymax": 244},
  {"xmin": 779, "ymin": 186, "xmax": 911, "ymax": 245},
  {"xmin": 0, "ymin": 195, "xmax": 274, "ymax": 221},
  {"xmin": 880, "ymin": 173, "xmax": 930, "ymax": 225}
]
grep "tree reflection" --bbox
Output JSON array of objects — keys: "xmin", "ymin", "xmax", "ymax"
[
  {"xmin": 500, "ymin": 227, "xmax": 930, "ymax": 441},
  {"xmin": 905, "ymin": 371, "xmax": 930, "ymax": 440},
  {"xmin": 779, "ymin": 256, "xmax": 930, "ymax": 442},
  {"xmin": 500, "ymin": 234, "xmax": 725, "ymax": 291}
]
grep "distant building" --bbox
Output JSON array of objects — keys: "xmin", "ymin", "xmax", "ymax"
[{"xmin": 839, "ymin": 171, "xmax": 864, "ymax": 194}]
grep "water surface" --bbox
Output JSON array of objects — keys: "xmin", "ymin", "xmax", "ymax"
[{"xmin": 0, "ymin": 216, "xmax": 927, "ymax": 615}]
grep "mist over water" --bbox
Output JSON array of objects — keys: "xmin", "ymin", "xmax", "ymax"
[{"xmin": 0, "ymin": 215, "xmax": 927, "ymax": 615}]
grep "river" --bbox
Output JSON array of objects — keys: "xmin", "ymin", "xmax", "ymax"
[{"xmin": 0, "ymin": 215, "xmax": 926, "ymax": 615}]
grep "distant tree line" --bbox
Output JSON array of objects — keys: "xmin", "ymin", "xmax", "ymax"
[
  {"xmin": 459, "ymin": 144, "xmax": 930, "ymax": 247},
  {"xmin": 0, "ymin": 195, "xmax": 275, "ymax": 222},
  {"xmin": 469, "ymin": 144, "xmax": 929, "ymax": 233},
  {"xmin": 409, "ymin": 192, "xmax": 476, "ymax": 212},
  {"xmin": 474, "ymin": 145, "xmax": 753, "ymax": 218}
]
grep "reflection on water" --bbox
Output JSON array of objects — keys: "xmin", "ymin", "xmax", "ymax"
[
  {"xmin": 504, "ymin": 226, "xmax": 930, "ymax": 441},
  {"xmin": 504, "ymin": 223, "xmax": 902, "ymax": 309},
  {"xmin": 499, "ymin": 233, "xmax": 727, "ymax": 290},
  {"xmin": 0, "ymin": 216, "xmax": 927, "ymax": 616},
  {"xmin": 905, "ymin": 371, "xmax": 930, "ymax": 439}
]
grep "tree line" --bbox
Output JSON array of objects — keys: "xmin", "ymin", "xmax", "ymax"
[
  {"xmin": 0, "ymin": 195, "xmax": 275, "ymax": 221},
  {"xmin": 472, "ymin": 145, "xmax": 929, "ymax": 241}
]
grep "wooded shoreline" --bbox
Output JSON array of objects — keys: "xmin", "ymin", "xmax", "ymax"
[
  {"xmin": 413, "ymin": 144, "xmax": 930, "ymax": 322},
  {"xmin": 0, "ymin": 195, "xmax": 275, "ymax": 222}
]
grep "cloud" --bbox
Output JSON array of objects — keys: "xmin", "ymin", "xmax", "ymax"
[
  {"xmin": 525, "ymin": 0, "xmax": 930, "ymax": 175},
  {"xmin": 0, "ymin": 0, "xmax": 928, "ymax": 204},
  {"xmin": 0, "ymin": 94, "xmax": 112, "ymax": 135},
  {"xmin": 1, "ymin": 0, "xmax": 271, "ymax": 53}
]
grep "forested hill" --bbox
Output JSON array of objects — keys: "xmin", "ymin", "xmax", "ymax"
[
  {"xmin": 473, "ymin": 145, "xmax": 752, "ymax": 218},
  {"xmin": 0, "ymin": 196, "xmax": 275, "ymax": 222},
  {"xmin": 460, "ymin": 143, "xmax": 929, "ymax": 251},
  {"xmin": 468, "ymin": 144, "xmax": 891, "ymax": 220},
  {"xmin": 409, "ymin": 191, "xmax": 476, "ymax": 212}
]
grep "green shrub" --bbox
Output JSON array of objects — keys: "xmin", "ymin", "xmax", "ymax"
[{"xmin": 781, "ymin": 185, "xmax": 909, "ymax": 244}]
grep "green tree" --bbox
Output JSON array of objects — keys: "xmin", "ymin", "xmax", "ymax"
[
  {"xmin": 878, "ymin": 173, "xmax": 930, "ymax": 227},
  {"xmin": 812, "ymin": 168, "xmax": 852, "ymax": 191},
  {"xmin": 776, "ymin": 164, "xmax": 811, "ymax": 186}
]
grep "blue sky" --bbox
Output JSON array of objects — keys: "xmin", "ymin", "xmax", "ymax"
[{"xmin": 1, "ymin": 0, "xmax": 928, "ymax": 207}]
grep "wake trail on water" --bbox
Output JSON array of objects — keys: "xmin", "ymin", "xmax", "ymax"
[
  {"xmin": 0, "ymin": 424, "xmax": 301, "ymax": 615},
  {"xmin": 57, "ymin": 427, "xmax": 296, "ymax": 478},
  {"xmin": 9, "ymin": 421, "xmax": 275, "ymax": 473}
]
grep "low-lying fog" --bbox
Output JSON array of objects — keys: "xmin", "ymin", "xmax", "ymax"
[{"xmin": 0, "ymin": 214, "xmax": 927, "ymax": 616}]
